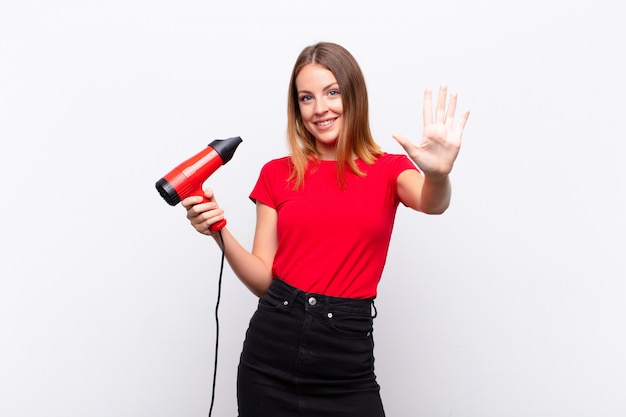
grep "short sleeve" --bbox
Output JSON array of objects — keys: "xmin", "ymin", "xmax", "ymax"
[{"xmin": 249, "ymin": 157, "xmax": 292, "ymax": 208}]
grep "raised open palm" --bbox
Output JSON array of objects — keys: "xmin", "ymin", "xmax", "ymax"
[{"xmin": 393, "ymin": 85, "xmax": 470, "ymax": 178}]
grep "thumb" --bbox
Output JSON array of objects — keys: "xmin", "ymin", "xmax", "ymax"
[
  {"xmin": 392, "ymin": 132, "xmax": 411, "ymax": 150},
  {"xmin": 203, "ymin": 187, "xmax": 217, "ymax": 202}
]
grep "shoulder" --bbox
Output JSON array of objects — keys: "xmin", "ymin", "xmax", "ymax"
[
  {"xmin": 258, "ymin": 156, "xmax": 293, "ymax": 176},
  {"xmin": 260, "ymin": 156, "xmax": 292, "ymax": 170},
  {"xmin": 369, "ymin": 152, "xmax": 418, "ymax": 175},
  {"xmin": 376, "ymin": 152, "xmax": 414, "ymax": 164},
  {"xmin": 251, "ymin": 156, "xmax": 294, "ymax": 205}
]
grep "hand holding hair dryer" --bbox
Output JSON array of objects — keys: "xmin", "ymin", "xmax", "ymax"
[{"xmin": 155, "ymin": 136, "xmax": 243, "ymax": 232}]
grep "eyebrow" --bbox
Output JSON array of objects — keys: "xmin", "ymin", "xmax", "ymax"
[{"xmin": 297, "ymin": 83, "xmax": 340, "ymax": 95}]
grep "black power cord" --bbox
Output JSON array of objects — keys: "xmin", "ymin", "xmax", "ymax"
[{"xmin": 208, "ymin": 230, "xmax": 225, "ymax": 417}]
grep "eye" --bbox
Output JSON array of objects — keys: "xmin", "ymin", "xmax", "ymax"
[
  {"xmin": 329, "ymin": 89, "xmax": 340, "ymax": 97},
  {"xmin": 299, "ymin": 95, "xmax": 312, "ymax": 103}
]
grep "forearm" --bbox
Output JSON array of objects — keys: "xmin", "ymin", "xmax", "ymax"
[
  {"xmin": 211, "ymin": 228, "xmax": 273, "ymax": 297},
  {"xmin": 418, "ymin": 174, "xmax": 451, "ymax": 214}
]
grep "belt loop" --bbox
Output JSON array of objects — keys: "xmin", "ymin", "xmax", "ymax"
[{"xmin": 371, "ymin": 298, "xmax": 378, "ymax": 319}]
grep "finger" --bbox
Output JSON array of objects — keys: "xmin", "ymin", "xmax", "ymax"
[
  {"xmin": 445, "ymin": 92, "xmax": 458, "ymax": 130},
  {"xmin": 435, "ymin": 85, "xmax": 447, "ymax": 124},
  {"xmin": 454, "ymin": 108, "xmax": 471, "ymax": 138},
  {"xmin": 181, "ymin": 195, "xmax": 204, "ymax": 209},
  {"xmin": 204, "ymin": 213, "xmax": 225, "ymax": 234},
  {"xmin": 192, "ymin": 207, "xmax": 222, "ymax": 226},
  {"xmin": 205, "ymin": 222, "xmax": 215, "ymax": 235},
  {"xmin": 423, "ymin": 88, "xmax": 433, "ymax": 127},
  {"xmin": 186, "ymin": 201, "xmax": 216, "ymax": 220},
  {"xmin": 203, "ymin": 187, "xmax": 216, "ymax": 201}
]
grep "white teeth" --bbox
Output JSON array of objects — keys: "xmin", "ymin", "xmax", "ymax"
[{"xmin": 316, "ymin": 120, "xmax": 333, "ymax": 126}]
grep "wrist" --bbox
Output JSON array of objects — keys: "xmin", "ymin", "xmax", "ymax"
[{"xmin": 423, "ymin": 172, "xmax": 450, "ymax": 182}]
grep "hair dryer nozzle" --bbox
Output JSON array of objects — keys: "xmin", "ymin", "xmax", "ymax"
[{"xmin": 209, "ymin": 136, "xmax": 243, "ymax": 164}]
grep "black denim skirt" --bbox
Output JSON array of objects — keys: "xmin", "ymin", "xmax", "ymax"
[{"xmin": 237, "ymin": 278, "xmax": 385, "ymax": 417}]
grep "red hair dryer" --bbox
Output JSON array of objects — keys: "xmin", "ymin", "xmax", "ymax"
[{"xmin": 156, "ymin": 136, "xmax": 243, "ymax": 232}]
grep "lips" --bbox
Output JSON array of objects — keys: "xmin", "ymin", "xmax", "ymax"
[{"xmin": 315, "ymin": 118, "xmax": 337, "ymax": 128}]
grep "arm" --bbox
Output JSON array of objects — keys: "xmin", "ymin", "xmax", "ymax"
[
  {"xmin": 182, "ymin": 190, "xmax": 277, "ymax": 297},
  {"xmin": 397, "ymin": 169, "xmax": 451, "ymax": 214},
  {"xmin": 393, "ymin": 85, "xmax": 469, "ymax": 214}
]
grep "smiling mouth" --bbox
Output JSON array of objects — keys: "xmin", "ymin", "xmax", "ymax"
[{"xmin": 315, "ymin": 118, "xmax": 336, "ymax": 127}]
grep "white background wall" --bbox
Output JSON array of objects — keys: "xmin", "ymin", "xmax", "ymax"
[{"xmin": 1, "ymin": 0, "xmax": 624, "ymax": 416}]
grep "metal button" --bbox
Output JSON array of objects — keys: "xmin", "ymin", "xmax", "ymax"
[
  {"xmin": 308, "ymin": 297, "xmax": 317, "ymax": 306},
  {"xmin": 327, "ymin": 313, "xmax": 333, "ymax": 319},
  {"xmin": 283, "ymin": 301, "xmax": 289, "ymax": 306}
]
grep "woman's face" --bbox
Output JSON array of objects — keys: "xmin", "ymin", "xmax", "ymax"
[{"xmin": 295, "ymin": 63, "xmax": 344, "ymax": 159}]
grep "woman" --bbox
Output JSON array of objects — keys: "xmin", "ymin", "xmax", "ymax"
[{"xmin": 183, "ymin": 42, "xmax": 469, "ymax": 417}]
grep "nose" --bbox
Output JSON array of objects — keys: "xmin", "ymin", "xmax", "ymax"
[{"xmin": 314, "ymin": 97, "xmax": 328, "ymax": 115}]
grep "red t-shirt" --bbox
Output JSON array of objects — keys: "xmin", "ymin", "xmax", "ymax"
[{"xmin": 250, "ymin": 153, "xmax": 418, "ymax": 298}]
